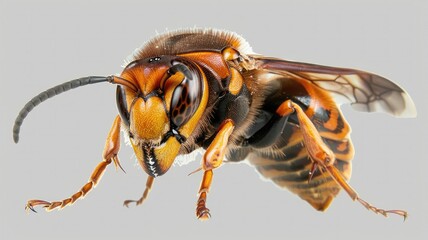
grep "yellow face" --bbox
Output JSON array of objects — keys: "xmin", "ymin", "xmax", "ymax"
[{"xmin": 116, "ymin": 56, "xmax": 208, "ymax": 177}]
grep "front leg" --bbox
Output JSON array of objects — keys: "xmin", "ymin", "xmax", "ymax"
[
  {"xmin": 25, "ymin": 116, "xmax": 123, "ymax": 212},
  {"xmin": 196, "ymin": 119, "xmax": 234, "ymax": 220}
]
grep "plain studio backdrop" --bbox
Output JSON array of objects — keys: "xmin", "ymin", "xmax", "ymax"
[{"xmin": 1, "ymin": 0, "xmax": 427, "ymax": 239}]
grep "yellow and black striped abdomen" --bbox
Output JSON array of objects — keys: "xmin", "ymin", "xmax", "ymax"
[
  {"xmin": 246, "ymin": 75, "xmax": 355, "ymax": 211},
  {"xmin": 248, "ymin": 121, "xmax": 354, "ymax": 210}
]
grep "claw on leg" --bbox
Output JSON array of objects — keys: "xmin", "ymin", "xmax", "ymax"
[
  {"xmin": 357, "ymin": 197, "xmax": 408, "ymax": 220},
  {"xmin": 25, "ymin": 200, "xmax": 51, "ymax": 213},
  {"xmin": 123, "ymin": 176, "xmax": 154, "ymax": 208}
]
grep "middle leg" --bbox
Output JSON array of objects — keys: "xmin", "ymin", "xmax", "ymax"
[{"xmin": 196, "ymin": 119, "xmax": 235, "ymax": 220}]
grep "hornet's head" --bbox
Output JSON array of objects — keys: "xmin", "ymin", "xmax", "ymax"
[{"xmin": 116, "ymin": 56, "xmax": 208, "ymax": 177}]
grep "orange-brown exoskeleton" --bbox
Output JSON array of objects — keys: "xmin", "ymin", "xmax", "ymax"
[{"xmin": 13, "ymin": 29, "xmax": 416, "ymax": 220}]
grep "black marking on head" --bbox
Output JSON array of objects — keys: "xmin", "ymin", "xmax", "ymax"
[{"xmin": 160, "ymin": 127, "xmax": 187, "ymax": 145}]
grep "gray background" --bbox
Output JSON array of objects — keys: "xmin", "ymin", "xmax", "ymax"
[{"xmin": 1, "ymin": 0, "xmax": 427, "ymax": 239}]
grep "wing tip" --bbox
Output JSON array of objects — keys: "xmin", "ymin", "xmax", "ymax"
[
  {"xmin": 396, "ymin": 92, "xmax": 417, "ymax": 118},
  {"xmin": 350, "ymin": 90, "xmax": 417, "ymax": 118}
]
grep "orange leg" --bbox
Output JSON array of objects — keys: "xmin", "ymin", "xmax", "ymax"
[
  {"xmin": 277, "ymin": 100, "xmax": 407, "ymax": 219},
  {"xmin": 25, "ymin": 116, "xmax": 123, "ymax": 212},
  {"xmin": 196, "ymin": 170, "xmax": 213, "ymax": 220},
  {"xmin": 277, "ymin": 100, "xmax": 335, "ymax": 168},
  {"xmin": 196, "ymin": 119, "xmax": 235, "ymax": 220},
  {"xmin": 123, "ymin": 176, "xmax": 155, "ymax": 207}
]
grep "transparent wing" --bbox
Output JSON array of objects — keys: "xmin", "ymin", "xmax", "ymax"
[{"xmin": 253, "ymin": 56, "xmax": 417, "ymax": 118}]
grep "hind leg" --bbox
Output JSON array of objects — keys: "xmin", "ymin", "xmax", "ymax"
[{"xmin": 277, "ymin": 100, "xmax": 407, "ymax": 219}]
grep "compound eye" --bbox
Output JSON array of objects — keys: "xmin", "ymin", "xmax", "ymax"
[
  {"xmin": 169, "ymin": 62, "xmax": 202, "ymax": 127},
  {"xmin": 116, "ymin": 85, "xmax": 130, "ymax": 127}
]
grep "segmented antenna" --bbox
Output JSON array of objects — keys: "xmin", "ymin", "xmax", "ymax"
[{"xmin": 13, "ymin": 76, "xmax": 113, "ymax": 143}]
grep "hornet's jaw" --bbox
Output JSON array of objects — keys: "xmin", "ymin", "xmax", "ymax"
[
  {"xmin": 141, "ymin": 142, "xmax": 161, "ymax": 177},
  {"xmin": 131, "ymin": 137, "xmax": 181, "ymax": 177}
]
